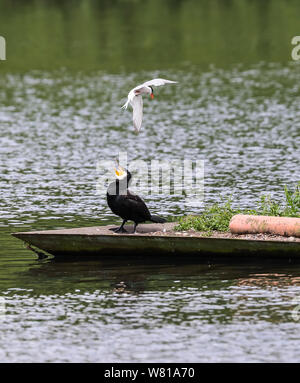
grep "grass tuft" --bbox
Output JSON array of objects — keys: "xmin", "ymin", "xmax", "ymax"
[{"xmin": 175, "ymin": 182, "xmax": 300, "ymax": 232}]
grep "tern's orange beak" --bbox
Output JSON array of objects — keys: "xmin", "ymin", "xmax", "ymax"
[{"xmin": 150, "ymin": 93, "xmax": 154, "ymax": 99}]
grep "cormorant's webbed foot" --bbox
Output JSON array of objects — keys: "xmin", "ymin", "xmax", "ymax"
[
  {"xmin": 113, "ymin": 226, "xmax": 127, "ymax": 233},
  {"xmin": 110, "ymin": 219, "xmax": 127, "ymax": 233}
]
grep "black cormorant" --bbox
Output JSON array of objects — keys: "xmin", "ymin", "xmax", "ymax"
[{"xmin": 107, "ymin": 165, "xmax": 166, "ymax": 233}]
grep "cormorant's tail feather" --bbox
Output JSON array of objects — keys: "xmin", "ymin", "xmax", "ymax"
[{"xmin": 150, "ymin": 215, "xmax": 166, "ymax": 224}]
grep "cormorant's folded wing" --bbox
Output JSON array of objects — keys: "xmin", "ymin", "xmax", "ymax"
[{"xmin": 123, "ymin": 193, "xmax": 151, "ymax": 219}]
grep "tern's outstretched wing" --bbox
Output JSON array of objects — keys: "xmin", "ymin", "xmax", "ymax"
[
  {"xmin": 131, "ymin": 95, "xmax": 143, "ymax": 133},
  {"xmin": 142, "ymin": 78, "xmax": 177, "ymax": 87}
]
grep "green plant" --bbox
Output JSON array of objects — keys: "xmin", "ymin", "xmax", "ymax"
[
  {"xmin": 283, "ymin": 182, "xmax": 300, "ymax": 217},
  {"xmin": 257, "ymin": 182, "xmax": 299, "ymax": 217},
  {"xmin": 175, "ymin": 182, "xmax": 300, "ymax": 232},
  {"xmin": 175, "ymin": 199, "xmax": 245, "ymax": 232}
]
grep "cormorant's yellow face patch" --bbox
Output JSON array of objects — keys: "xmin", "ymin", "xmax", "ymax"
[{"xmin": 114, "ymin": 165, "xmax": 125, "ymax": 178}]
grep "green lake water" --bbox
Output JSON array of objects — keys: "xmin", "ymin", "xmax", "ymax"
[{"xmin": 0, "ymin": 0, "xmax": 300, "ymax": 362}]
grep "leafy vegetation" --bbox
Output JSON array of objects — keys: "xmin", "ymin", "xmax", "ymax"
[{"xmin": 175, "ymin": 182, "xmax": 300, "ymax": 233}]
